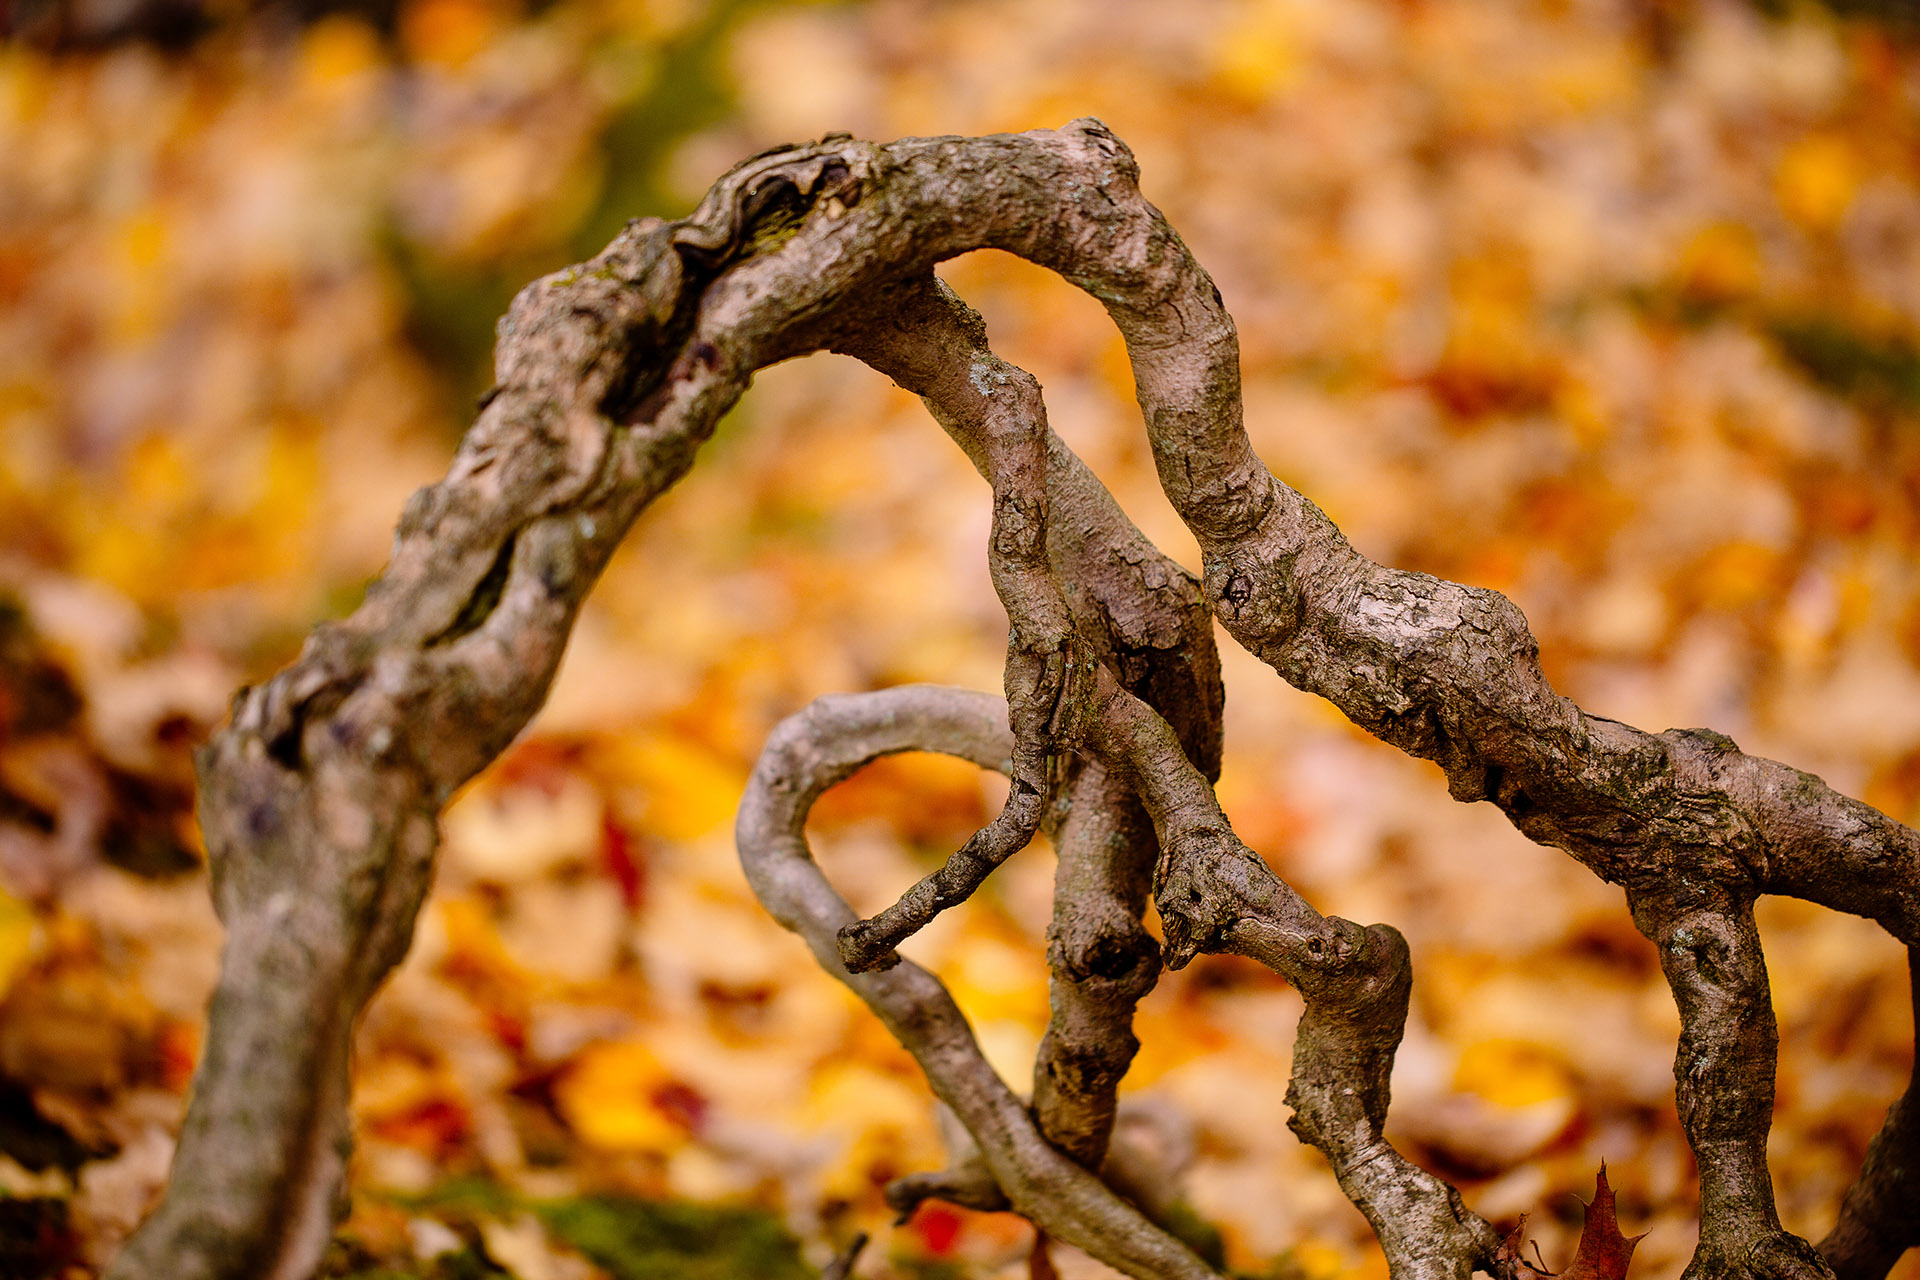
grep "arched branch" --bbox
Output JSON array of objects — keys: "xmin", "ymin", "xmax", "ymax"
[{"xmin": 113, "ymin": 118, "xmax": 1233, "ymax": 1280}]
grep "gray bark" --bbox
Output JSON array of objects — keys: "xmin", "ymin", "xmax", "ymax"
[{"xmin": 109, "ymin": 122, "xmax": 1915, "ymax": 1280}]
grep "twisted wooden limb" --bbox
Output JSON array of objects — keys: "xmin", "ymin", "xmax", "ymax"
[
  {"xmin": 109, "ymin": 205, "xmax": 750, "ymax": 1278},
  {"xmin": 875, "ymin": 119, "xmax": 1914, "ymax": 1280},
  {"xmin": 826, "ymin": 273, "xmax": 1213, "ymax": 977},
  {"xmin": 831, "ymin": 276, "xmax": 1216, "ymax": 1166},
  {"xmin": 735, "ymin": 685, "xmax": 1221, "ymax": 1280},
  {"xmin": 886, "ymin": 1160, "xmax": 1010, "ymax": 1220},
  {"xmin": 1031, "ymin": 761, "xmax": 1160, "ymax": 1169},
  {"xmin": 1070, "ymin": 677, "xmax": 1507, "ymax": 1280},
  {"xmin": 1628, "ymin": 884, "xmax": 1823, "ymax": 1280},
  {"xmin": 118, "ymin": 123, "xmax": 1241, "ymax": 1279},
  {"xmin": 118, "ymin": 119, "xmax": 1919, "ymax": 1280}
]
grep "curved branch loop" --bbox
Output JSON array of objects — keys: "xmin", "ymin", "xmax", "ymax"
[{"xmin": 735, "ymin": 685, "xmax": 1222, "ymax": 1280}]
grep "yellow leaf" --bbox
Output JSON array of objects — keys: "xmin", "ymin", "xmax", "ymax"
[
  {"xmin": 1212, "ymin": 25, "xmax": 1301, "ymax": 103},
  {"xmin": 116, "ymin": 210, "xmax": 167, "ymax": 272},
  {"xmin": 442, "ymin": 768, "xmax": 605, "ymax": 882},
  {"xmin": 0, "ymin": 888, "xmax": 39, "ymax": 1000},
  {"xmin": 604, "ymin": 731, "xmax": 744, "ymax": 842},
  {"xmin": 1453, "ymin": 1038, "xmax": 1573, "ymax": 1109},
  {"xmin": 1289, "ymin": 1241, "xmax": 1352, "ymax": 1280},
  {"xmin": 1696, "ymin": 541, "xmax": 1780, "ymax": 613},
  {"xmin": 436, "ymin": 894, "xmax": 525, "ymax": 982},
  {"xmin": 803, "ymin": 1061, "xmax": 940, "ymax": 1199},
  {"xmin": 602, "ymin": 0, "xmax": 699, "ymax": 42},
  {"xmin": 554, "ymin": 1040, "xmax": 682, "ymax": 1154},
  {"xmin": 1677, "ymin": 220, "xmax": 1761, "ymax": 301},
  {"xmin": 356, "ymin": 1053, "xmax": 447, "ymax": 1124},
  {"xmin": 943, "ymin": 932, "xmax": 1047, "ymax": 1028},
  {"xmin": 301, "ymin": 13, "xmax": 385, "ymax": 89},
  {"xmin": 1554, "ymin": 377, "xmax": 1612, "ymax": 450},
  {"xmin": 1540, "ymin": 43, "xmax": 1636, "ymax": 115},
  {"xmin": 110, "ymin": 208, "xmax": 169, "ymax": 342},
  {"xmin": 803, "ymin": 1061, "xmax": 927, "ymax": 1136},
  {"xmin": 126, "ymin": 432, "xmax": 193, "ymax": 518},
  {"xmin": 0, "ymin": 47, "xmax": 54, "ymax": 128},
  {"xmin": 1777, "ymin": 134, "xmax": 1861, "ymax": 233}
]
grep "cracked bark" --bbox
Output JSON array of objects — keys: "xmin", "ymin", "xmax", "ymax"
[{"xmin": 113, "ymin": 122, "xmax": 1916, "ymax": 1280}]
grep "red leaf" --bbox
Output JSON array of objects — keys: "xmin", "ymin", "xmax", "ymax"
[
  {"xmin": 1561, "ymin": 1164, "xmax": 1646, "ymax": 1280},
  {"xmin": 599, "ymin": 815, "xmax": 645, "ymax": 911},
  {"xmin": 911, "ymin": 1203, "xmax": 963, "ymax": 1256}
]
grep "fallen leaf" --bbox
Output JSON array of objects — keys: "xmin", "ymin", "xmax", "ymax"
[
  {"xmin": 1497, "ymin": 1165, "xmax": 1646, "ymax": 1280},
  {"xmin": 1562, "ymin": 1165, "xmax": 1646, "ymax": 1280},
  {"xmin": 0, "ymin": 887, "xmax": 38, "ymax": 1000},
  {"xmin": 552, "ymin": 1040, "xmax": 686, "ymax": 1155}
]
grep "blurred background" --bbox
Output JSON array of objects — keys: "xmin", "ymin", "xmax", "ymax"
[{"xmin": 2, "ymin": 0, "xmax": 1918, "ymax": 1276}]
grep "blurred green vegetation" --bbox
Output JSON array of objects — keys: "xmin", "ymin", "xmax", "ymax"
[
  {"xmin": 333, "ymin": 1179, "xmax": 814, "ymax": 1279},
  {"xmin": 389, "ymin": 0, "xmax": 807, "ymax": 417},
  {"xmin": 1768, "ymin": 314, "xmax": 1920, "ymax": 412}
]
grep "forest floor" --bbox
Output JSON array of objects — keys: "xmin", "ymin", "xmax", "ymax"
[{"xmin": 3, "ymin": 1, "xmax": 1919, "ymax": 1276}]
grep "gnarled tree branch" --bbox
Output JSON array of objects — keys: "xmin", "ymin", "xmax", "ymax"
[
  {"xmin": 737, "ymin": 685, "xmax": 1220, "ymax": 1279},
  {"xmin": 114, "ymin": 121, "xmax": 1918, "ymax": 1280}
]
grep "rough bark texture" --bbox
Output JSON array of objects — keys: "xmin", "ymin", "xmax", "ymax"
[{"xmin": 112, "ymin": 122, "xmax": 1916, "ymax": 1280}]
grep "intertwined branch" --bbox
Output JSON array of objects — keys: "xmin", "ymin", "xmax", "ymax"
[{"xmin": 111, "ymin": 123, "xmax": 1916, "ymax": 1280}]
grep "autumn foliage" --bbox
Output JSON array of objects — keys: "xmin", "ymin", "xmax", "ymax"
[{"xmin": 2, "ymin": 2, "xmax": 1919, "ymax": 1279}]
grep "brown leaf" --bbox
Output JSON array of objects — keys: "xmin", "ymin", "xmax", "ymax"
[
  {"xmin": 1492, "ymin": 1213, "xmax": 1557, "ymax": 1280},
  {"xmin": 1561, "ymin": 1164, "xmax": 1646, "ymax": 1280},
  {"xmin": 1494, "ymin": 1216, "xmax": 1538, "ymax": 1278}
]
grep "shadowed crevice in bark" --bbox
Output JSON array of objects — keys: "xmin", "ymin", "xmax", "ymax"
[{"xmin": 113, "ymin": 122, "xmax": 1916, "ymax": 1280}]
